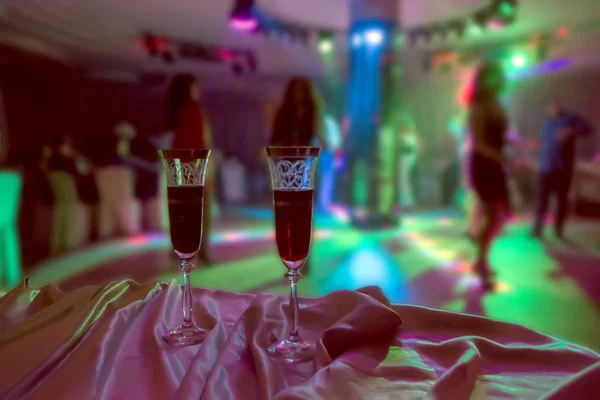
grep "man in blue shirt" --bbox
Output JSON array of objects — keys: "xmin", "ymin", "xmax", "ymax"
[{"xmin": 532, "ymin": 98, "xmax": 593, "ymax": 238}]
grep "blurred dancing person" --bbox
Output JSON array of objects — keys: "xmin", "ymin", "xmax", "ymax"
[
  {"xmin": 448, "ymin": 112, "xmax": 482, "ymax": 239},
  {"xmin": 462, "ymin": 135, "xmax": 483, "ymax": 241},
  {"xmin": 398, "ymin": 121, "xmax": 419, "ymax": 208},
  {"xmin": 532, "ymin": 97, "xmax": 593, "ymax": 239},
  {"xmin": 166, "ymin": 74, "xmax": 214, "ymax": 264},
  {"xmin": 468, "ymin": 62, "xmax": 510, "ymax": 290},
  {"xmin": 318, "ymin": 113, "xmax": 341, "ymax": 211}
]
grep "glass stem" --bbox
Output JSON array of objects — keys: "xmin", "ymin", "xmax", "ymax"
[
  {"xmin": 286, "ymin": 268, "xmax": 301, "ymax": 343},
  {"xmin": 181, "ymin": 260, "xmax": 195, "ymax": 328}
]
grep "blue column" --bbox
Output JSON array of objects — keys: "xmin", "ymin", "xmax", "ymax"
[{"xmin": 345, "ymin": 0, "xmax": 398, "ymax": 228}]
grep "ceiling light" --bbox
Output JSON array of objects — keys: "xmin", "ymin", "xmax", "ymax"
[
  {"xmin": 229, "ymin": 0, "xmax": 258, "ymax": 32},
  {"xmin": 318, "ymin": 39, "xmax": 333, "ymax": 54},
  {"xmin": 351, "ymin": 33, "xmax": 363, "ymax": 48},
  {"xmin": 318, "ymin": 32, "xmax": 334, "ymax": 54},
  {"xmin": 365, "ymin": 29, "xmax": 384, "ymax": 45}
]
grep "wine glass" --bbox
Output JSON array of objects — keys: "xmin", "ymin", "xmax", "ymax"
[
  {"xmin": 265, "ymin": 146, "xmax": 320, "ymax": 363},
  {"xmin": 158, "ymin": 149, "xmax": 210, "ymax": 346}
]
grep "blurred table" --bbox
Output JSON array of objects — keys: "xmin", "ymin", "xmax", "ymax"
[{"xmin": 1, "ymin": 280, "xmax": 599, "ymax": 399}]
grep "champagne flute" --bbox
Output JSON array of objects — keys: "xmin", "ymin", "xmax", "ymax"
[
  {"xmin": 265, "ymin": 146, "xmax": 320, "ymax": 363},
  {"xmin": 159, "ymin": 149, "xmax": 210, "ymax": 346}
]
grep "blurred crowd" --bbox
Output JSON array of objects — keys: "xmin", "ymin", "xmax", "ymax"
[{"xmin": 1, "ymin": 67, "xmax": 598, "ymax": 293}]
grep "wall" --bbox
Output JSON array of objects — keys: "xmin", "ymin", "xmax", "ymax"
[
  {"xmin": 0, "ymin": 44, "xmax": 291, "ymax": 166},
  {"xmin": 399, "ymin": 63, "xmax": 600, "ymax": 159},
  {"xmin": 507, "ymin": 68, "xmax": 600, "ymax": 157}
]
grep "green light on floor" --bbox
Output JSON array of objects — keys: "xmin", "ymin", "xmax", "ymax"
[{"xmin": 468, "ymin": 23, "xmax": 483, "ymax": 36}]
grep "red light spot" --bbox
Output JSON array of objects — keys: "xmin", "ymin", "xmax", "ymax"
[
  {"xmin": 128, "ymin": 235, "xmax": 148, "ymax": 245},
  {"xmin": 456, "ymin": 262, "xmax": 472, "ymax": 274},
  {"xmin": 218, "ymin": 50, "xmax": 235, "ymax": 61},
  {"xmin": 458, "ymin": 79, "xmax": 475, "ymax": 108},
  {"xmin": 556, "ymin": 27, "xmax": 570, "ymax": 38}
]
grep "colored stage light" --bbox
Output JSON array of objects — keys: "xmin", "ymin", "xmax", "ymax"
[
  {"xmin": 318, "ymin": 32, "xmax": 335, "ymax": 54},
  {"xmin": 556, "ymin": 26, "xmax": 570, "ymax": 38},
  {"xmin": 351, "ymin": 33, "xmax": 363, "ymax": 48},
  {"xmin": 318, "ymin": 39, "xmax": 334, "ymax": 54},
  {"xmin": 499, "ymin": 1, "xmax": 515, "ymax": 17},
  {"xmin": 495, "ymin": 281, "xmax": 512, "ymax": 293},
  {"xmin": 468, "ymin": 22, "xmax": 483, "ymax": 36},
  {"xmin": 393, "ymin": 33, "xmax": 405, "ymax": 49},
  {"xmin": 511, "ymin": 53, "xmax": 528, "ymax": 69},
  {"xmin": 365, "ymin": 29, "xmax": 384, "ymax": 45},
  {"xmin": 230, "ymin": 17, "xmax": 258, "ymax": 31},
  {"xmin": 229, "ymin": 0, "xmax": 258, "ymax": 32}
]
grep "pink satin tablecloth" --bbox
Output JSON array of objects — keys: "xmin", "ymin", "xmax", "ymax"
[{"xmin": 1, "ymin": 279, "xmax": 599, "ymax": 399}]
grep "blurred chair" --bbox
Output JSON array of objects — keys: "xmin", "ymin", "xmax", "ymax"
[
  {"xmin": 220, "ymin": 157, "xmax": 247, "ymax": 205},
  {"xmin": 143, "ymin": 170, "xmax": 168, "ymax": 232},
  {"xmin": 95, "ymin": 166, "xmax": 141, "ymax": 239},
  {"xmin": 47, "ymin": 171, "xmax": 91, "ymax": 254},
  {"xmin": 0, "ymin": 170, "xmax": 23, "ymax": 289}
]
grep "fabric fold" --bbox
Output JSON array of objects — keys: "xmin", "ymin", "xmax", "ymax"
[{"xmin": 0, "ymin": 280, "xmax": 599, "ymax": 399}]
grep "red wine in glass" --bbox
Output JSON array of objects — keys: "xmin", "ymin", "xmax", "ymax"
[
  {"xmin": 168, "ymin": 185, "xmax": 204, "ymax": 257},
  {"xmin": 273, "ymin": 189, "xmax": 313, "ymax": 266}
]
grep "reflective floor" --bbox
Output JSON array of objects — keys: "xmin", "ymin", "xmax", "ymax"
[{"xmin": 27, "ymin": 207, "xmax": 600, "ymax": 351}]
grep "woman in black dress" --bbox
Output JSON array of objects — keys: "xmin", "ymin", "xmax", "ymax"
[{"xmin": 468, "ymin": 62, "xmax": 510, "ymax": 290}]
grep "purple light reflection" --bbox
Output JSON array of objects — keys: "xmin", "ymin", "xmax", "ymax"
[{"xmin": 509, "ymin": 58, "xmax": 573, "ymax": 80}]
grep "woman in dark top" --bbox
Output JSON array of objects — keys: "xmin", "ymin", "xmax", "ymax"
[
  {"xmin": 468, "ymin": 61, "xmax": 510, "ymax": 291},
  {"xmin": 166, "ymin": 74, "xmax": 213, "ymax": 264},
  {"xmin": 270, "ymin": 78, "xmax": 326, "ymax": 147}
]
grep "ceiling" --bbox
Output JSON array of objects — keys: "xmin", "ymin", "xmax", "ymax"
[
  {"xmin": 259, "ymin": 0, "xmax": 485, "ymax": 30},
  {"xmin": 0, "ymin": 0, "xmax": 599, "ymax": 78}
]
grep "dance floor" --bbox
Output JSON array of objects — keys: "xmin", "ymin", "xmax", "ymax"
[{"xmin": 27, "ymin": 207, "xmax": 600, "ymax": 351}]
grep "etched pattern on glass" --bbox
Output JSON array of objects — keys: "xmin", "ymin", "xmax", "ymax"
[
  {"xmin": 269, "ymin": 159, "xmax": 316, "ymax": 190},
  {"xmin": 165, "ymin": 160, "xmax": 206, "ymax": 186}
]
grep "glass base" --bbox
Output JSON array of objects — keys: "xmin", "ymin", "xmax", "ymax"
[
  {"xmin": 267, "ymin": 338, "xmax": 314, "ymax": 364},
  {"xmin": 162, "ymin": 325, "xmax": 207, "ymax": 346}
]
